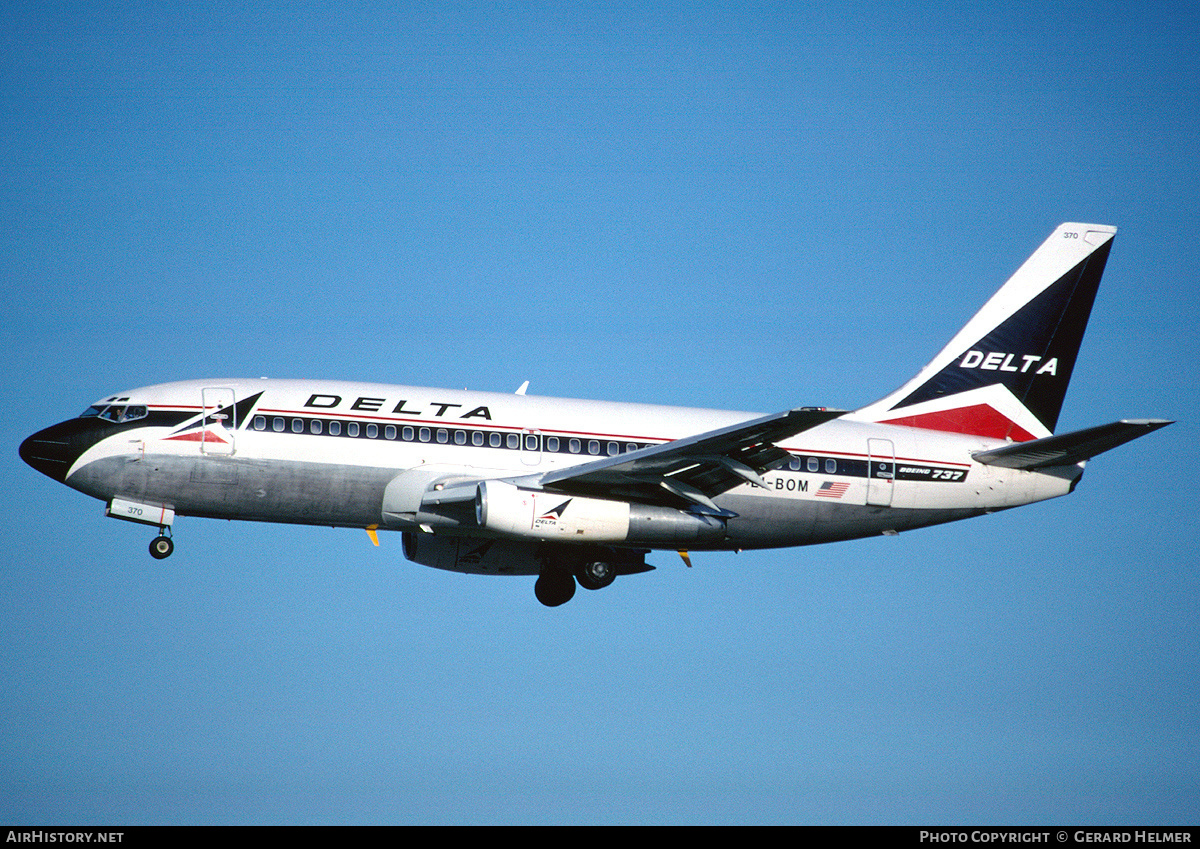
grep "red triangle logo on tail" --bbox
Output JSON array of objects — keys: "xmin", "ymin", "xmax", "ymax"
[{"xmin": 877, "ymin": 404, "xmax": 1036, "ymax": 442}]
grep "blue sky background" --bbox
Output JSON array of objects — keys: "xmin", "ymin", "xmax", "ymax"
[{"xmin": 2, "ymin": 1, "xmax": 1197, "ymax": 825}]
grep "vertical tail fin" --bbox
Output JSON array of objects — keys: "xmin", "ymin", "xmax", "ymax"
[{"xmin": 853, "ymin": 223, "xmax": 1117, "ymax": 441}]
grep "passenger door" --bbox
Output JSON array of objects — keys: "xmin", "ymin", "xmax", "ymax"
[{"xmin": 867, "ymin": 438, "xmax": 894, "ymax": 507}]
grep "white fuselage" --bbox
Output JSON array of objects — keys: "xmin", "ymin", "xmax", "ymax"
[{"xmin": 54, "ymin": 378, "xmax": 1081, "ymax": 551}]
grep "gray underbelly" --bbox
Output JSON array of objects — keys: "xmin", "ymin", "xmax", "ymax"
[{"xmin": 70, "ymin": 454, "xmax": 393, "ymax": 527}]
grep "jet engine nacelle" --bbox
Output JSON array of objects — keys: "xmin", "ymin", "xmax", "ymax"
[{"xmin": 475, "ymin": 479, "xmax": 726, "ymax": 546}]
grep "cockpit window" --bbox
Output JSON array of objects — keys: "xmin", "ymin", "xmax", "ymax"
[{"xmin": 80, "ymin": 404, "xmax": 148, "ymax": 423}]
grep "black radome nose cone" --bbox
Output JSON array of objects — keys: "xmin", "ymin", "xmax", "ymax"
[{"xmin": 20, "ymin": 425, "xmax": 78, "ymax": 483}]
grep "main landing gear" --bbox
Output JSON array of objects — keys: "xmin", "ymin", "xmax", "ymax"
[
  {"xmin": 534, "ymin": 569, "xmax": 575, "ymax": 607},
  {"xmin": 576, "ymin": 559, "xmax": 617, "ymax": 591},
  {"xmin": 149, "ymin": 528, "xmax": 174, "ymax": 560},
  {"xmin": 534, "ymin": 557, "xmax": 620, "ymax": 607}
]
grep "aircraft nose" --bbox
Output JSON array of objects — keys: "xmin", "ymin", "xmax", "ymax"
[{"xmin": 20, "ymin": 422, "xmax": 89, "ymax": 483}]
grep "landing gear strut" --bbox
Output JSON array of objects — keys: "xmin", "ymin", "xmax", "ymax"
[{"xmin": 149, "ymin": 529, "xmax": 174, "ymax": 560}]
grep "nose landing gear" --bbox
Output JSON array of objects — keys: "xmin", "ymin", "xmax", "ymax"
[
  {"xmin": 105, "ymin": 498, "xmax": 177, "ymax": 559},
  {"xmin": 149, "ymin": 529, "xmax": 174, "ymax": 560}
]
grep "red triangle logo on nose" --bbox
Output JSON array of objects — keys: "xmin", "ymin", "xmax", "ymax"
[{"xmin": 164, "ymin": 429, "xmax": 229, "ymax": 444}]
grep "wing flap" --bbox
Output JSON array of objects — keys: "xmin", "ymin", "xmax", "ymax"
[
  {"xmin": 971, "ymin": 419, "xmax": 1172, "ymax": 470},
  {"xmin": 538, "ymin": 407, "xmax": 844, "ymax": 509}
]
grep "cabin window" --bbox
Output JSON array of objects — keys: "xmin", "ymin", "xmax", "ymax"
[
  {"xmin": 472, "ymin": 431, "xmax": 485, "ymax": 446},
  {"xmin": 419, "ymin": 427, "xmax": 431, "ymax": 442},
  {"xmin": 524, "ymin": 434, "xmax": 539, "ymax": 450},
  {"xmin": 402, "ymin": 426, "xmax": 414, "ymax": 441},
  {"xmin": 254, "ymin": 416, "xmax": 266, "ymax": 431},
  {"xmin": 273, "ymin": 417, "xmax": 285, "ymax": 432},
  {"xmin": 826, "ymin": 458, "xmax": 836, "ymax": 474},
  {"xmin": 329, "ymin": 421, "xmax": 341, "ymax": 436},
  {"xmin": 546, "ymin": 436, "xmax": 560, "ymax": 452},
  {"xmin": 588, "ymin": 440, "xmax": 600, "ymax": 455},
  {"xmin": 506, "ymin": 433, "xmax": 520, "ymax": 450},
  {"xmin": 366, "ymin": 423, "xmax": 378, "ymax": 438},
  {"xmin": 454, "ymin": 430, "xmax": 467, "ymax": 445},
  {"xmin": 569, "ymin": 438, "xmax": 581, "ymax": 454},
  {"xmin": 807, "ymin": 457, "xmax": 819, "ymax": 472},
  {"xmin": 789, "ymin": 457, "xmax": 800, "ymax": 471},
  {"xmin": 607, "ymin": 442, "xmax": 619, "ymax": 456},
  {"xmin": 437, "ymin": 429, "xmax": 449, "ymax": 444},
  {"xmin": 310, "ymin": 420, "xmax": 323, "ymax": 435},
  {"xmin": 490, "ymin": 432, "xmax": 502, "ymax": 448},
  {"xmin": 385, "ymin": 425, "xmax": 396, "ymax": 440},
  {"xmin": 347, "ymin": 422, "xmax": 359, "ymax": 437}
]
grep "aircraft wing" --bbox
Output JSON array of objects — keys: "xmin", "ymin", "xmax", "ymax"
[
  {"xmin": 971, "ymin": 419, "xmax": 1172, "ymax": 470},
  {"xmin": 536, "ymin": 407, "xmax": 845, "ymax": 514}
]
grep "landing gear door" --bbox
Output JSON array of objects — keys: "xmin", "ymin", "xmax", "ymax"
[
  {"xmin": 201, "ymin": 387, "xmax": 237, "ymax": 455},
  {"xmin": 867, "ymin": 438, "xmax": 894, "ymax": 507}
]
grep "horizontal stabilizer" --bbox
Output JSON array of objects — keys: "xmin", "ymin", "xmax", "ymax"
[{"xmin": 972, "ymin": 419, "xmax": 1172, "ymax": 470}]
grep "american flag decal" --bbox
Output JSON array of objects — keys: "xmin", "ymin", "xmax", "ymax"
[{"xmin": 815, "ymin": 481, "xmax": 850, "ymax": 499}]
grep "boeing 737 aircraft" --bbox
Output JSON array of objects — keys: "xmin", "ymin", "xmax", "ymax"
[{"xmin": 21, "ymin": 223, "xmax": 1171, "ymax": 605}]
